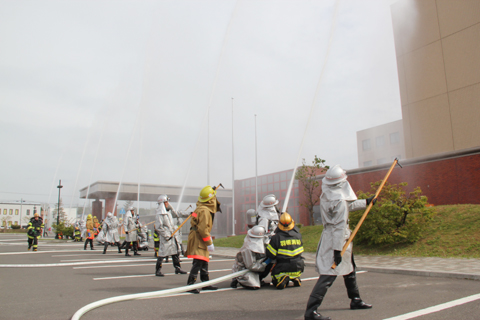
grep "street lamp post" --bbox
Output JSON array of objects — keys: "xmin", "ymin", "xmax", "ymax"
[{"xmin": 56, "ymin": 180, "xmax": 63, "ymax": 239}]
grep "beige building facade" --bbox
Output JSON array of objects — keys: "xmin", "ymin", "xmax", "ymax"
[
  {"xmin": 357, "ymin": 119, "xmax": 405, "ymax": 168},
  {"xmin": 391, "ymin": 0, "xmax": 480, "ymax": 158}
]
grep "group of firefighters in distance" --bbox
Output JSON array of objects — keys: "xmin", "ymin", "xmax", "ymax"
[{"xmin": 27, "ymin": 164, "xmax": 375, "ymax": 320}]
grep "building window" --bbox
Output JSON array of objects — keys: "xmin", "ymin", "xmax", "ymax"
[
  {"xmin": 268, "ymin": 175, "xmax": 273, "ymax": 183},
  {"xmin": 274, "ymin": 174, "xmax": 279, "ymax": 182},
  {"xmin": 8, "ymin": 221, "xmax": 12, "ymax": 226},
  {"xmin": 26, "ymin": 209, "xmax": 30, "ymax": 215},
  {"xmin": 268, "ymin": 184, "xmax": 273, "ymax": 192},
  {"xmin": 15, "ymin": 209, "xmax": 19, "ymax": 215},
  {"xmin": 376, "ymin": 136, "xmax": 385, "ymax": 148},
  {"xmin": 377, "ymin": 158, "xmax": 387, "ymax": 165},
  {"xmin": 261, "ymin": 176, "xmax": 267, "ymax": 184},
  {"xmin": 14, "ymin": 221, "xmax": 18, "ymax": 225},
  {"xmin": 363, "ymin": 160, "xmax": 373, "ymax": 167},
  {"xmin": 390, "ymin": 132, "xmax": 400, "ymax": 144},
  {"xmin": 246, "ymin": 179, "xmax": 250, "ymax": 187},
  {"xmin": 2, "ymin": 209, "xmax": 4, "ymax": 215},
  {"xmin": 9, "ymin": 209, "xmax": 13, "ymax": 215},
  {"xmin": 274, "ymin": 182, "xmax": 280, "ymax": 190},
  {"xmin": 280, "ymin": 172, "xmax": 287, "ymax": 181},
  {"xmin": 362, "ymin": 139, "xmax": 371, "ymax": 151},
  {"xmin": 281, "ymin": 181, "xmax": 287, "ymax": 189}
]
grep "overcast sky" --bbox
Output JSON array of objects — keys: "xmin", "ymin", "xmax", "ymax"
[{"xmin": 0, "ymin": 0, "xmax": 402, "ymax": 208}]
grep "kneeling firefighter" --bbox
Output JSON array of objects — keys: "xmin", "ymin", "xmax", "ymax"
[
  {"xmin": 266, "ymin": 212, "xmax": 305, "ymax": 289},
  {"xmin": 185, "ymin": 185, "xmax": 222, "ymax": 293},
  {"xmin": 231, "ymin": 225, "xmax": 270, "ymax": 290}
]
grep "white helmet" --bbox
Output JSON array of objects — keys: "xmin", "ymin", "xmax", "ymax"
[
  {"xmin": 323, "ymin": 164, "xmax": 347, "ymax": 185},
  {"xmin": 260, "ymin": 194, "xmax": 279, "ymax": 208},
  {"xmin": 247, "ymin": 225, "xmax": 266, "ymax": 238},
  {"xmin": 128, "ymin": 207, "xmax": 135, "ymax": 212},
  {"xmin": 107, "ymin": 212, "xmax": 113, "ymax": 218},
  {"xmin": 157, "ymin": 194, "xmax": 170, "ymax": 203}
]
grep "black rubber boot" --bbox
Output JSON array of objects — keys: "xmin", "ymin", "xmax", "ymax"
[
  {"xmin": 350, "ymin": 298, "xmax": 372, "ymax": 310},
  {"xmin": 155, "ymin": 257, "xmax": 164, "ymax": 277},
  {"xmin": 200, "ymin": 265, "xmax": 217, "ymax": 290},
  {"xmin": 230, "ymin": 278, "xmax": 238, "ymax": 288},
  {"xmin": 172, "ymin": 255, "xmax": 187, "ymax": 274},
  {"xmin": 84, "ymin": 239, "xmax": 88, "ymax": 250},
  {"xmin": 304, "ymin": 275, "xmax": 336, "ymax": 320},
  {"xmin": 125, "ymin": 242, "xmax": 131, "ymax": 256},
  {"xmin": 103, "ymin": 243, "xmax": 108, "ymax": 254},
  {"xmin": 186, "ymin": 274, "xmax": 200, "ymax": 294},
  {"xmin": 116, "ymin": 242, "xmax": 122, "ymax": 253},
  {"xmin": 133, "ymin": 242, "xmax": 141, "ymax": 255}
]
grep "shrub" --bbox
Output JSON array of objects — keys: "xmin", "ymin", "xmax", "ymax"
[
  {"xmin": 11, "ymin": 225, "xmax": 21, "ymax": 229},
  {"xmin": 350, "ymin": 182, "xmax": 434, "ymax": 246}
]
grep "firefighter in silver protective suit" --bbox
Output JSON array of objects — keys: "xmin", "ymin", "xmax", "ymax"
[
  {"xmin": 304, "ymin": 165, "xmax": 375, "ymax": 320},
  {"xmin": 123, "ymin": 207, "xmax": 139, "ymax": 256},
  {"xmin": 154, "ymin": 194, "xmax": 189, "ymax": 276},
  {"xmin": 230, "ymin": 225, "xmax": 271, "ymax": 290},
  {"xmin": 256, "ymin": 194, "xmax": 281, "ymax": 235},
  {"xmin": 102, "ymin": 212, "xmax": 122, "ymax": 254}
]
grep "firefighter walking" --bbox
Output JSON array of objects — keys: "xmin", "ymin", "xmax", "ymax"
[{"xmin": 27, "ymin": 213, "xmax": 44, "ymax": 252}]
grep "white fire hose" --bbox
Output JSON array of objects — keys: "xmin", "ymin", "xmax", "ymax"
[
  {"xmin": 0, "ymin": 259, "xmax": 156, "ymax": 268},
  {"xmin": 71, "ymin": 269, "xmax": 248, "ymax": 320}
]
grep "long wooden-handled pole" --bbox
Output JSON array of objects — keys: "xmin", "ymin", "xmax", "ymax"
[
  {"xmin": 332, "ymin": 158, "xmax": 402, "ymax": 269},
  {"xmin": 169, "ymin": 204, "xmax": 193, "ymax": 238},
  {"xmin": 127, "ymin": 220, "xmax": 155, "ymax": 233}
]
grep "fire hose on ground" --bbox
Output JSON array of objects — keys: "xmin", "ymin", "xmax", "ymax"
[{"xmin": 70, "ymin": 269, "xmax": 248, "ymax": 320}]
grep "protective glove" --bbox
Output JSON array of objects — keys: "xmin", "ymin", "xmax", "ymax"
[
  {"xmin": 334, "ymin": 250, "xmax": 342, "ymax": 266},
  {"xmin": 125, "ymin": 231, "xmax": 129, "ymax": 234},
  {"xmin": 366, "ymin": 196, "xmax": 377, "ymax": 206},
  {"xmin": 207, "ymin": 244, "xmax": 215, "ymax": 253},
  {"xmin": 263, "ymin": 258, "xmax": 272, "ymax": 265}
]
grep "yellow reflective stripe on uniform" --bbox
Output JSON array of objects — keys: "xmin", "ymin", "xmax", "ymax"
[
  {"xmin": 277, "ymin": 246, "xmax": 304, "ymax": 257},
  {"xmin": 266, "ymin": 244, "xmax": 277, "ymax": 256},
  {"xmin": 273, "ymin": 271, "xmax": 302, "ymax": 279}
]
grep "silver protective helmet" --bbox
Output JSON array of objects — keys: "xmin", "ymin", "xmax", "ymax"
[
  {"xmin": 260, "ymin": 194, "xmax": 279, "ymax": 208},
  {"xmin": 247, "ymin": 225, "xmax": 266, "ymax": 238},
  {"xmin": 157, "ymin": 194, "xmax": 170, "ymax": 203},
  {"xmin": 107, "ymin": 212, "xmax": 113, "ymax": 218},
  {"xmin": 323, "ymin": 164, "xmax": 347, "ymax": 185}
]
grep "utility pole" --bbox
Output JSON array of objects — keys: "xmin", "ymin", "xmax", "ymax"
[
  {"xmin": 231, "ymin": 98, "xmax": 235, "ymax": 236},
  {"xmin": 56, "ymin": 180, "xmax": 63, "ymax": 239}
]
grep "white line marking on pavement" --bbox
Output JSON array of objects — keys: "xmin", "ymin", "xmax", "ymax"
[
  {"xmin": 383, "ymin": 293, "xmax": 480, "ymax": 320},
  {"xmin": 93, "ymin": 269, "xmax": 232, "ymax": 280},
  {"xmin": 0, "ymin": 250, "xmax": 84, "ymax": 255},
  {"xmin": 62, "ymin": 258, "xmax": 156, "ymax": 262},
  {"xmin": 74, "ymin": 259, "xmax": 234, "ymax": 270}
]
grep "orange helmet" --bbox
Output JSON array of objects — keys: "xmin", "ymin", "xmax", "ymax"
[{"xmin": 278, "ymin": 212, "xmax": 294, "ymax": 231}]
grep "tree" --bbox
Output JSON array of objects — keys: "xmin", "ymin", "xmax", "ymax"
[
  {"xmin": 52, "ymin": 198, "xmax": 68, "ymax": 224},
  {"xmin": 295, "ymin": 155, "xmax": 329, "ymax": 226},
  {"xmin": 124, "ymin": 200, "xmax": 134, "ymax": 212},
  {"xmin": 351, "ymin": 182, "xmax": 434, "ymax": 246}
]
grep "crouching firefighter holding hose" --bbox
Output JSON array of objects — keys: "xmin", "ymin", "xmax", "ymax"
[{"xmin": 185, "ymin": 184, "xmax": 223, "ymax": 294}]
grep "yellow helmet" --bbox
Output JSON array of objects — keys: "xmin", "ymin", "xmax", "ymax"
[
  {"xmin": 198, "ymin": 186, "xmax": 216, "ymax": 202},
  {"xmin": 34, "ymin": 213, "xmax": 39, "ymax": 218},
  {"xmin": 87, "ymin": 214, "xmax": 92, "ymax": 220},
  {"xmin": 278, "ymin": 212, "xmax": 294, "ymax": 231}
]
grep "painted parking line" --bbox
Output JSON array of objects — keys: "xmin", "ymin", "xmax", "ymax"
[
  {"xmin": 74, "ymin": 259, "xmax": 234, "ymax": 270},
  {"xmin": 63, "ymin": 257, "xmax": 157, "ymax": 262},
  {"xmin": 94, "ymin": 268, "xmax": 233, "ymax": 280},
  {"xmin": 383, "ymin": 293, "xmax": 480, "ymax": 320}
]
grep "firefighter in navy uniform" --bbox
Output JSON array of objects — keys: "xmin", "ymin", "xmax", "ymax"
[
  {"xmin": 74, "ymin": 224, "xmax": 81, "ymax": 242},
  {"xmin": 153, "ymin": 224, "xmax": 160, "ymax": 257},
  {"xmin": 27, "ymin": 213, "xmax": 44, "ymax": 251},
  {"xmin": 266, "ymin": 212, "xmax": 305, "ymax": 289}
]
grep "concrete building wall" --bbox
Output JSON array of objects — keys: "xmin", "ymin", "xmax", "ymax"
[
  {"xmin": 391, "ymin": 0, "xmax": 480, "ymax": 159},
  {"xmin": 357, "ymin": 120, "xmax": 406, "ymax": 168}
]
